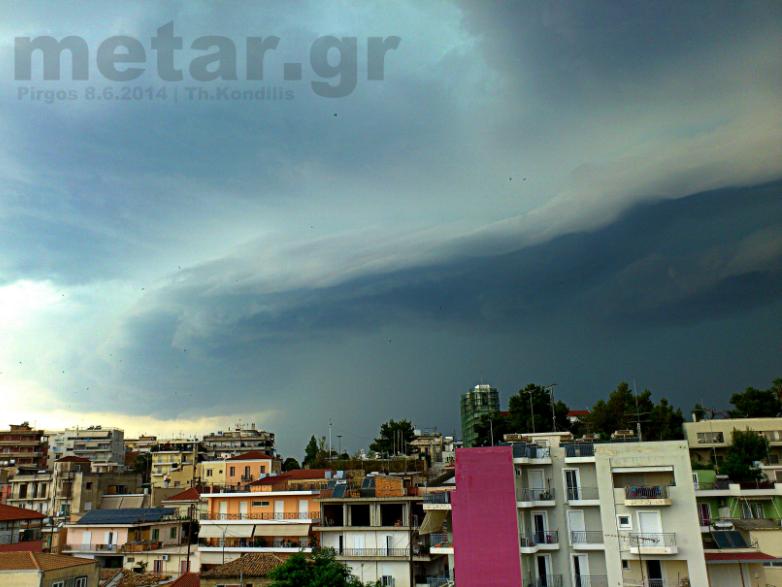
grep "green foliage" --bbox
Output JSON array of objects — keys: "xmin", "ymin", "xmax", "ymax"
[
  {"xmin": 369, "ymin": 419, "xmax": 415, "ymax": 456},
  {"xmin": 282, "ymin": 457, "xmax": 301, "ymax": 471},
  {"xmin": 268, "ymin": 550, "xmax": 372, "ymax": 587},
  {"xmin": 729, "ymin": 380, "xmax": 782, "ymax": 418},
  {"xmin": 720, "ymin": 429, "xmax": 770, "ymax": 483},
  {"xmin": 507, "ymin": 384, "xmax": 572, "ymax": 434},
  {"xmin": 303, "ymin": 435, "xmax": 329, "ymax": 468},
  {"xmin": 586, "ymin": 382, "xmax": 683, "ymax": 440}
]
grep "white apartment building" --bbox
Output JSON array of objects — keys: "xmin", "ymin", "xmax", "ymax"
[
  {"xmin": 509, "ymin": 433, "xmax": 709, "ymax": 587},
  {"xmin": 47, "ymin": 427, "xmax": 125, "ymax": 466}
]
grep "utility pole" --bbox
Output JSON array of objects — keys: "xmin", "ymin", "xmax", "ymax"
[
  {"xmin": 523, "ymin": 389, "xmax": 536, "ymax": 433},
  {"xmin": 545, "ymin": 384, "xmax": 558, "ymax": 432},
  {"xmin": 633, "ymin": 380, "xmax": 643, "ymax": 442},
  {"xmin": 337, "ymin": 435, "xmax": 343, "ymax": 457},
  {"xmin": 328, "ymin": 419, "xmax": 333, "ymax": 461}
]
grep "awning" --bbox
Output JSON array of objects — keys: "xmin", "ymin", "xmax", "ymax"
[
  {"xmin": 612, "ymin": 466, "xmax": 673, "ymax": 473},
  {"xmin": 705, "ymin": 552, "xmax": 777, "ymax": 563},
  {"xmin": 198, "ymin": 524, "xmax": 254, "ymax": 539},
  {"xmin": 253, "ymin": 524, "xmax": 310, "ymax": 537},
  {"xmin": 419, "ymin": 511, "xmax": 447, "ymax": 535}
]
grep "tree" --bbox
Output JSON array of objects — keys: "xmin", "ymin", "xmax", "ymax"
[
  {"xmin": 507, "ymin": 384, "xmax": 571, "ymax": 434},
  {"xmin": 282, "ymin": 457, "xmax": 300, "ymax": 471},
  {"xmin": 473, "ymin": 411, "xmax": 512, "ymax": 447},
  {"xmin": 132, "ymin": 453, "xmax": 151, "ymax": 485},
  {"xmin": 369, "ymin": 419, "xmax": 415, "ymax": 456},
  {"xmin": 268, "ymin": 550, "xmax": 371, "ymax": 587},
  {"xmin": 303, "ymin": 436, "xmax": 329, "ymax": 468},
  {"xmin": 586, "ymin": 382, "xmax": 683, "ymax": 440},
  {"xmin": 720, "ymin": 429, "xmax": 769, "ymax": 483},
  {"xmin": 646, "ymin": 398, "xmax": 685, "ymax": 441},
  {"xmin": 729, "ymin": 381, "xmax": 782, "ymax": 418}
]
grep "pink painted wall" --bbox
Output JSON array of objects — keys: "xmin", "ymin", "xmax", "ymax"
[{"xmin": 452, "ymin": 446, "xmax": 522, "ymax": 586}]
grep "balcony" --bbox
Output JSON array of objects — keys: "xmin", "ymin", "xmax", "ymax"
[
  {"xmin": 564, "ymin": 443, "xmax": 595, "ymax": 461},
  {"xmin": 517, "ymin": 487, "xmax": 555, "ymax": 507},
  {"xmin": 573, "ymin": 576, "xmax": 608, "ymax": 587},
  {"xmin": 566, "ymin": 486, "xmax": 599, "ymax": 504},
  {"xmin": 524, "ymin": 575, "xmax": 562, "ymax": 587},
  {"xmin": 628, "ymin": 532, "xmax": 677, "ymax": 555},
  {"xmin": 335, "ymin": 547, "xmax": 426, "ymax": 558},
  {"xmin": 202, "ymin": 511, "xmax": 320, "ymax": 522},
  {"xmin": 570, "ymin": 531, "xmax": 604, "ymax": 549},
  {"xmin": 520, "ymin": 531, "xmax": 559, "ymax": 553},
  {"xmin": 121, "ymin": 541, "xmax": 163, "ymax": 553},
  {"xmin": 511, "ymin": 444, "xmax": 551, "ymax": 463},
  {"xmin": 423, "ymin": 492, "xmax": 452, "ymax": 511},
  {"xmin": 65, "ymin": 543, "xmax": 120, "ymax": 553},
  {"xmin": 429, "ymin": 532, "xmax": 453, "ymax": 555},
  {"xmin": 624, "ymin": 485, "xmax": 671, "ymax": 506}
]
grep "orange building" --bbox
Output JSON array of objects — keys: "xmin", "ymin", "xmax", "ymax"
[
  {"xmin": 222, "ymin": 451, "xmax": 281, "ymax": 490},
  {"xmin": 198, "ymin": 470, "xmax": 333, "ymax": 568}
]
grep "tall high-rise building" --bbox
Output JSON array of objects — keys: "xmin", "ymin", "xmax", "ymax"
[{"xmin": 460, "ymin": 384, "xmax": 500, "ymax": 448}]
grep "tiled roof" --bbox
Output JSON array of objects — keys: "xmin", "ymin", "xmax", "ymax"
[
  {"xmin": 0, "ymin": 503, "xmax": 45, "ymax": 522},
  {"xmin": 168, "ymin": 572, "xmax": 200, "ymax": 587},
  {"xmin": 250, "ymin": 468, "xmax": 331, "ymax": 486},
  {"xmin": 56, "ymin": 456, "xmax": 91, "ymax": 463},
  {"xmin": 226, "ymin": 451, "xmax": 277, "ymax": 461},
  {"xmin": 0, "ymin": 552, "xmax": 95, "ymax": 571},
  {"xmin": 567, "ymin": 410, "xmax": 590, "ymax": 417},
  {"xmin": 164, "ymin": 487, "xmax": 200, "ymax": 502},
  {"xmin": 201, "ymin": 553, "xmax": 288, "ymax": 578},
  {"xmin": 76, "ymin": 507, "xmax": 175, "ymax": 525}
]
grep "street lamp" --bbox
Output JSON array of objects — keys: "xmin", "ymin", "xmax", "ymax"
[{"xmin": 521, "ymin": 389, "xmax": 536, "ymax": 433}]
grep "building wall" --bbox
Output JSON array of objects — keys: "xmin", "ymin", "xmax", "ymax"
[
  {"xmin": 206, "ymin": 493, "xmax": 318, "ymax": 519},
  {"xmin": 198, "ymin": 461, "xmax": 227, "ymax": 487},
  {"xmin": 452, "ymin": 446, "xmax": 522, "ymax": 587},
  {"xmin": 123, "ymin": 546, "xmax": 200, "ymax": 574},
  {"xmin": 44, "ymin": 564, "xmax": 100, "ymax": 587},
  {"xmin": 459, "ymin": 385, "xmax": 499, "ymax": 448},
  {"xmin": 224, "ymin": 458, "xmax": 278, "ymax": 487}
]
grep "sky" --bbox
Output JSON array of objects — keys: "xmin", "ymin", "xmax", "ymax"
[{"xmin": 0, "ymin": 1, "xmax": 780, "ymax": 458}]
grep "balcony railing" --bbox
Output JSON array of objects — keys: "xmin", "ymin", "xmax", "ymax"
[
  {"xmin": 696, "ymin": 479, "xmax": 730, "ymax": 490},
  {"xmin": 423, "ymin": 493, "xmax": 451, "ymax": 504},
  {"xmin": 566, "ymin": 486, "xmax": 599, "ymax": 501},
  {"xmin": 570, "ymin": 531, "xmax": 603, "ymax": 545},
  {"xmin": 625, "ymin": 485, "xmax": 668, "ymax": 500},
  {"xmin": 525, "ymin": 575, "xmax": 563, "ymax": 587},
  {"xmin": 430, "ymin": 533, "xmax": 452, "ymax": 548},
  {"xmin": 628, "ymin": 533, "xmax": 676, "ymax": 548},
  {"xmin": 573, "ymin": 576, "xmax": 608, "ymax": 587},
  {"xmin": 564, "ymin": 443, "xmax": 594, "ymax": 458},
  {"xmin": 520, "ymin": 530, "xmax": 559, "ymax": 546},
  {"xmin": 121, "ymin": 541, "xmax": 163, "ymax": 553},
  {"xmin": 511, "ymin": 444, "xmax": 551, "ymax": 459},
  {"xmin": 336, "ymin": 547, "xmax": 421, "ymax": 557},
  {"xmin": 67, "ymin": 543, "xmax": 119, "ymax": 552},
  {"xmin": 203, "ymin": 512, "xmax": 320, "ymax": 521},
  {"xmin": 517, "ymin": 487, "xmax": 555, "ymax": 501}
]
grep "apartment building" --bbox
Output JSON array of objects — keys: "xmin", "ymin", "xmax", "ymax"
[
  {"xmin": 460, "ymin": 384, "xmax": 500, "ymax": 448},
  {"xmin": 315, "ymin": 474, "xmax": 449, "ymax": 587},
  {"xmin": 150, "ymin": 440, "xmax": 202, "ymax": 489},
  {"xmin": 452, "ymin": 433, "xmax": 709, "ymax": 587},
  {"xmin": 48, "ymin": 427, "xmax": 125, "ymax": 466},
  {"xmin": 124, "ymin": 435, "xmax": 158, "ymax": 453},
  {"xmin": 7, "ymin": 457, "xmax": 142, "ymax": 521},
  {"xmin": 198, "ymin": 473, "xmax": 325, "ymax": 568},
  {"xmin": 202, "ymin": 424, "xmax": 275, "ymax": 459},
  {"xmin": 0, "ymin": 423, "xmax": 47, "ymax": 470},
  {"xmin": 63, "ymin": 508, "xmax": 184, "ymax": 569}
]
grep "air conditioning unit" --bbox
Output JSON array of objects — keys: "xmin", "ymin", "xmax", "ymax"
[{"xmin": 161, "ymin": 554, "xmax": 170, "ymax": 561}]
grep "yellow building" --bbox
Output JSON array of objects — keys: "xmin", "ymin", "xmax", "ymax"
[
  {"xmin": 198, "ymin": 460, "xmax": 227, "ymax": 489},
  {"xmin": 150, "ymin": 441, "xmax": 201, "ymax": 489},
  {"xmin": 0, "ymin": 552, "xmax": 99, "ymax": 587}
]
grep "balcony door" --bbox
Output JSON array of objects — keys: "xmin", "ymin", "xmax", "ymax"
[
  {"xmin": 567, "ymin": 510, "xmax": 585, "ymax": 544},
  {"xmin": 572, "ymin": 554, "xmax": 590, "ymax": 587},
  {"xmin": 239, "ymin": 501, "xmax": 248, "ymax": 518},
  {"xmin": 637, "ymin": 511, "xmax": 662, "ymax": 537},
  {"xmin": 564, "ymin": 469, "xmax": 580, "ymax": 500},
  {"xmin": 534, "ymin": 554, "xmax": 552, "ymax": 585},
  {"xmin": 299, "ymin": 499, "xmax": 309, "ymax": 520},
  {"xmin": 274, "ymin": 500, "xmax": 285, "ymax": 520},
  {"xmin": 532, "ymin": 511, "xmax": 547, "ymax": 543}
]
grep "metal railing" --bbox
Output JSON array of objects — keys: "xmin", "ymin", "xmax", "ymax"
[
  {"xmin": 423, "ymin": 492, "xmax": 451, "ymax": 504},
  {"xmin": 121, "ymin": 541, "xmax": 163, "ymax": 553},
  {"xmin": 570, "ymin": 530, "xmax": 604, "ymax": 544},
  {"xmin": 511, "ymin": 444, "xmax": 551, "ymax": 459},
  {"xmin": 67, "ymin": 543, "xmax": 119, "ymax": 552},
  {"xmin": 520, "ymin": 530, "xmax": 559, "ymax": 546},
  {"xmin": 573, "ymin": 576, "xmax": 608, "ymax": 587},
  {"xmin": 517, "ymin": 487, "xmax": 555, "ymax": 501},
  {"xmin": 335, "ymin": 547, "xmax": 418, "ymax": 557},
  {"xmin": 525, "ymin": 575, "xmax": 563, "ymax": 587},
  {"xmin": 425, "ymin": 577, "xmax": 451, "ymax": 587},
  {"xmin": 628, "ymin": 533, "xmax": 676, "ymax": 548},
  {"xmin": 566, "ymin": 486, "xmax": 599, "ymax": 501},
  {"xmin": 625, "ymin": 485, "xmax": 669, "ymax": 500},
  {"xmin": 429, "ymin": 533, "xmax": 452, "ymax": 548},
  {"xmin": 564, "ymin": 443, "xmax": 595, "ymax": 458},
  {"xmin": 696, "ymin": 479, "xmax": 730, "ymax": 490},
  {"xmin": 202, "ymin": 511, "xmax": 320, "ymax": 521}
]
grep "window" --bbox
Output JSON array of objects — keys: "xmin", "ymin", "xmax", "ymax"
[
  {"xmin": 229, "ymin": 466, "xmax": 235, "ymax": 476},
  {"xmin": 252, "ymin": 500, "xmax": 270, "ymax": 507},
  {"xmin": 153, "ymin": 560, "xmax": 163, "ymax": 573},
  {"xmin": 381, "ymin": 576, "xmax": 395, "ymax": 586},
  {"xmin": 152, "ymin": 528, "xmax": 160, "ymax": 541},
  {"xmin": 85, "ymin": 482, "xmax": 93, "ymax": 490},
  {"xmin": 622, "ymin": 560, "xmax": 630, "ymax": 570},
  {"xmin": 697, "ymin": 432, "xmax": 725, "ymax": 444},
  {"xmin": 617, "ymin": 515, "xmax": 632, "ymax": 530},
  {"xmin": 206, "ymin": 469, "xmax": 213, "ymax": 477},
  {"xmin": 170, "ymin": 527, "xmax": 178, "ymax": 539},
  {"xmin": 260, "ymin": 465, "xmax": 266, "ymax": 474},
  {"xmin": 51, "ymin": 582, "xmax": 64, "ymax": 587},
  {"xmin": 74, "ymin": 578, "xmax": 88, "ymax": 587}
]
